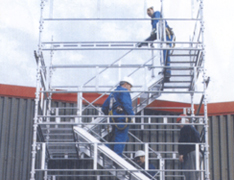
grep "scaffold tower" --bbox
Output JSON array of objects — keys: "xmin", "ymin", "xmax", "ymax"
[{"xmin": 31, "ymin": 0, "xmax": 210, "ymax": 179}]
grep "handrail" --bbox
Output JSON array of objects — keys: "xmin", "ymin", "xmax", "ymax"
[
  {"xmin": 43, "ymin": 17, "xmax": 201, "ymax": 21},
  {"xmin": 74, "ymin": 126, "xmax": 151, "ymax": 180}
]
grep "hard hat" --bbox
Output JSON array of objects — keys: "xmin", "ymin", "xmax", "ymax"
[
  {"xmin": 135, "ymin": 150, "xmax": 145, "ymax": 158},
  {"xmin": 176, "ymin": 114, "xmax": 187, "ymax": 123},
  {"xmin": 121, "ymin": 76, "xmax": 133, "ymax": 87}
]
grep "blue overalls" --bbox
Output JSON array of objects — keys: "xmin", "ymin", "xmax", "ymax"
[
  {"xmin": 145, "ymin": 11, "xmax": 174, "ymax": 77},
  {"xmin": 102, "ymin": 86, "xmax": 134, "ymax": 157}
]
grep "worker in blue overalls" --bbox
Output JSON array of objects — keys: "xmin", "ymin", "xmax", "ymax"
[
  {"xmin": 138, "ymin": 6, "xmax": 175, "ymax": 82},
  {"xmin": 102, "ymin": 77, "xmax": 134, "ymax": 157}
]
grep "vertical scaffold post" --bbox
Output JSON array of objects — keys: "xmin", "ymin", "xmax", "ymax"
[
  {"xmin": 76, "ymin": 87, "xmax": 83, "ymax": 126},
  {"xmin": 159, "ymin": 158, "xmax": 165, "ymax": 180},
  {"xmin": 30, "ymin": 62, "xmax": 41, "ymax": 180},
  {"xmin": 195, "ymin": 143, "xmax": 200, "ymax": 173},
  {"xmin": 41, "ymin": 143, "xmax": 46, "ymax": 170},
  {"xmin": 31, "ymin": 1, "xmax": 45, "ymax": 178},
  {"xmin": 38, "ymin": 0, "xmax": 45, "ymax": 55},
  {"xmin": 151, "ymin": 50, "xmax": 155, "ymax": 77},
  {"xmin": 41, "ymin": 143, "xmax": 48, "ymax": 180},
  {"xmin": 93, "ymin": 142, "xmax": 98, "ymax": 170},
  {"xmin": 48, "ymin": 36, "xmax": 54, "ymax": 119},
  {"xmin": 159, "ymin": 0, "xmax": 164, "ymax": 69},
  {"xmin": 141, "ymin": 110, "xmax": 144, "ymax": 130},
  {"xmin": 200, "ymin": 0, "xmax": 210, "ymax": 179},
  {"xmin": 191, "ymin": 93, "xmax": 195, "ymax": 123},
  {"xmin": 161, "ymin": 0, "xmax": 166, "ymax": 46},
  {"xmin": 145, "ymin": 143, "xmax": 149, "ymax": 170}
]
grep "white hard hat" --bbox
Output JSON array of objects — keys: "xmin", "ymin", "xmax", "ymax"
[
  {"xmin": 121, "ymin": 76, "xmax": 133, "ymax": 87},
  {"xmin": 135, "ymin": 150, "xmax": 145, "ymax": 158}
]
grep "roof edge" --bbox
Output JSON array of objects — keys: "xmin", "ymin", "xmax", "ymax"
[{"xmin": 0, "ymin": 84, "xmax": 233, "ymax": 116}]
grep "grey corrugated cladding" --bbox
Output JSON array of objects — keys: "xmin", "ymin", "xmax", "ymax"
[
  {"xmin": 0, "ymin": 97, "xmax": 34, "ymax": 180},
  {"xmin": 0, "ymin": 96, "xmax": 233, "ymax": 180}
]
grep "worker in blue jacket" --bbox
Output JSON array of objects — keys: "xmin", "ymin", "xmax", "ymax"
[
  {"xmin": 138, "ymin": 6, "xmax": 175, "ymax": 82},
  {"xmin": 134, "ymin": 150, "xmax": 157, "ymax": 179},
  {"xmin": 102, "ymin": 77, "xmax": 134, "ymax": 157}
]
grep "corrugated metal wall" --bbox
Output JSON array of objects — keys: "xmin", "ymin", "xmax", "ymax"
[
  {"xmin": 0, "ymin": 96, "xmax": 233, "ymax": 180},
  {"xmin": 209, "ymin": 115, "xmax": 234, "ymax": 180},
  {"xmin": 0, "ymin": 97, "xmax": 34, "ymax": 180}
]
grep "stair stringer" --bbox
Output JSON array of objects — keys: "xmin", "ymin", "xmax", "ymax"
[{"xmin": 73, "ymin": 126, "xmax": 151, "ymax": 180}]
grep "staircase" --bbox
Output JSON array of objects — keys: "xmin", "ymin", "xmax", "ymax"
[
  {"xmin": 162, "ymin": 49, "xmax": 203, "ymax": 91},
  {"xmin": 74, "ymin": 127, "xmax": 152, "ymax": 180},
  {"xmin": 36, "ymin": 58, "xmax": 164, "ymax": 179}
]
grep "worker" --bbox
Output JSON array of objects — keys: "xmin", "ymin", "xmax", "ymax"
[
  {"xmin": 138, "ymin": 6, "xmax": 175, "ymax": 82},
  {"xmin": 102, "ymin": 76, "xmax": 134, "ymax": 157},
  {"xmin": 177, "ymin": 114, "xmax": 202, "ymax": 180},
  {"xmin": 134, "ymin": 150, "xmax": 156, "ymax": 178}
]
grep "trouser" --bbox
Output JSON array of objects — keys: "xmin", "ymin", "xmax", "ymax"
[
  {"xmin": 107, "ymin": 125, "xmax": 129, "ymax": 157},
  {"xmin": 141, "ymin": 33, "xmax": 173, "ymax": 76},
  {"xmin": 182, "ymin": 151, "xmax": 202, "ymax": 180}
]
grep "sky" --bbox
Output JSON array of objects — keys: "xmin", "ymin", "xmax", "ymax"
[{"xmin": 0, "ymin": 0, "xmax": 234, "ymax": 104}]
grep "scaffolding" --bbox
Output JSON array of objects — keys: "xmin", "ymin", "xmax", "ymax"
[{"xmin": 31, "ymin": 0, "xmax": 209, "ymax": 179}]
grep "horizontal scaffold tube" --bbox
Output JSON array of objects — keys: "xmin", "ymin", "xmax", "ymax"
[
  {"xmin": 42, "ymin": 47, "xmax": 203, "ymax": 51},
  {"xmin": 51, "ymin": 64, "xmax": 197, "ymax": 69},
  {"xmin": 43, "ymin": 18, "xmax": 201, "ymax": 21},
  {"xmin": 36, "ymin": 122, "xmax": 205, "ymax": 126},
  {"xmin": 42, "ymin": 41, "xmax": 201, "ymax": 44},
  {"xmin": 41, "ymin": 90, "xmax": 204, "ymax": 94},
  {"xmin": 37, "ymin": 114, "xmax": 204, "ymax": 118},
  {"xmin": 36, "ymin": 142, "xmax": 206, "ymax": 145}
]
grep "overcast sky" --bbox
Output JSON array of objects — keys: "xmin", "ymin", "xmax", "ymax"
[{"xmin": 0, "ymin": 0, "xmax": 233, "ymax": 104}]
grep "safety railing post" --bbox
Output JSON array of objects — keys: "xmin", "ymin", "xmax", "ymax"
[
  {"xmin": 191, "ymin": 93, "xmax": 195, "ymax": 123},
  {"xmin": 93, "ymin": 142, "xmax": 98, "ymax": 170},
  {"xmin": 195, "ymin": 143, "xmax": 200, "ymax": 171},
  {"xmin": 159, "ymin": 158, "xmax": 165, "ymax": 180},
  {"xmin": 141, "ymin": 110, "xmax": 144, "ymax": 130},
  {"xmin": 76, "ymin": 87, "xmax": 83, "ymax": 126},
  {"xmin": 41, "ymin": 143, "xmax": 46, "ymax": 170},
  {"xmin": 151, "ymin": 49, "xmax": 155, "ymax": 77},
  {"xmin": 145, "ymin": 143, "xmax": 149, "ymax": 170}
]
